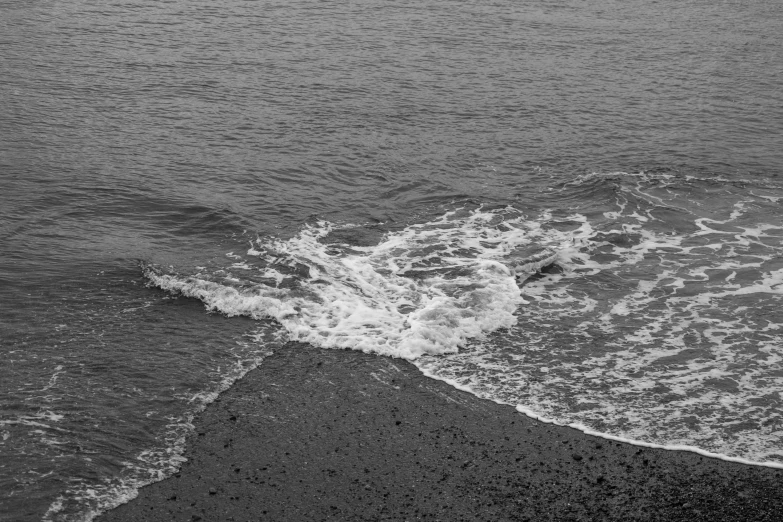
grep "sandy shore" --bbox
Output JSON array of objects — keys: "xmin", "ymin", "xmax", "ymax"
[{"xmin": 99, "ymin": 343, "xmax": 783, "ymax": 521}]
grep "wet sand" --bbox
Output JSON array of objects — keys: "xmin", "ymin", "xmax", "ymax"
[{"xmin": 99, "ymin": 343, "xmax": 783, "ymax": 521}]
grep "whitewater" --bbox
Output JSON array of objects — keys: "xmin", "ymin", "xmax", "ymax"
[{"xmin": 146, "ymin": 172, "xmax": 783, "ymax": 468}]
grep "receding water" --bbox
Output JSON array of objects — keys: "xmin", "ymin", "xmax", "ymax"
[{"xmin": 2, "ymin": 0, "xmax": 782, "ymax": 520}]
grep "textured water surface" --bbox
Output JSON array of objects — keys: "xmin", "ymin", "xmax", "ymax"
[{"xmin": 1, "ymin": 0, "xmax": 782, "ymax": 520}]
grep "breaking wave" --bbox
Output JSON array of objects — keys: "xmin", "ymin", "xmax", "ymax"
[
  {"xmin": 145, "ymin": 172, "xmax": 783, "ymax": 467},
  {"xmin": 146, "ymin": 208, "xmax": 584, "ymax": 359}
]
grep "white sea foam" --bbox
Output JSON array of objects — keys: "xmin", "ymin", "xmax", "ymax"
[
  {"xmin": 416, "ymin": 366, "xmax": 783, "ymax": 470},
  {"xmin": 147, "ymin": 208, "xmax": 582, "ymax": 359},
  {"xmin": 0, "ymin": 411, "xmax": 66, "ymax": 430},
  {"xmin": 146, "ymin": 185, "xmax": 783, "ymax": 468},
  {"xmin": 415, "ymin": 175, "xmax": 783, "ymax": 466}
]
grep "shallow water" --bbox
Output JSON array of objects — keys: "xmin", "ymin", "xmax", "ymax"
[{"xmin": 2, "ymin": 0, "xmax": 782, "ymax": 520}]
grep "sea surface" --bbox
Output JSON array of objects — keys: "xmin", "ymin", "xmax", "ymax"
[{"xmin": 2, "ymin": 0, "xmax": 782, "ymax": 520}]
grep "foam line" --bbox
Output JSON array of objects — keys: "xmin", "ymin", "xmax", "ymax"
[{"xmin": 416, "ymin": 365, "xmax": 783, "ymax": 470}]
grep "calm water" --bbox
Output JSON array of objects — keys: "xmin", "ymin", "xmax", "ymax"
[{"xmin": 2, "ymin": 0, "xmax": 782, "ymax": 520}]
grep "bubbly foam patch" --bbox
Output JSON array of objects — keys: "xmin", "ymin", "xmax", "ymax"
[
  {"xmin": 147, "ymin": 208, "xmax": 583, "ymax": 359},
  {"xmin": 146, "ymin": 174, "xmax": 783, "ymax": 467},
  {"xmin": 417, "ymin": 173, "xmax": 783, "ymax": 466}
]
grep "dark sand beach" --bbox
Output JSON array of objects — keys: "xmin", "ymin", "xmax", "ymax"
[{"xmin": 100, "ymin": 344, "xmax": 783, "ymax": 522}]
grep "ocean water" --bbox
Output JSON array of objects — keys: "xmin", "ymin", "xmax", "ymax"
[{"xmin": 1, "ymin": 0, "xmax": 782, "ymax": 520}]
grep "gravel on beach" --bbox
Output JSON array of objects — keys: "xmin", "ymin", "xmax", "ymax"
[{"xmin": 99, "ymin": 343, "xmax": 783, "ymax": 522}]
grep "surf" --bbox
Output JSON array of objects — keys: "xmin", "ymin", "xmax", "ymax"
[
  {"xmin": 144, "ymin": 173, "xmax": 783, "ymax": 468},
  {"xmin": 145, "ymin": 207, "xmax": 582, "ymax": 359}
]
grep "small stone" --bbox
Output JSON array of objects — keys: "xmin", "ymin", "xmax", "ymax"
[{"xmin": 208, "ymin": 487, "xmax": 217, "ymax": 495}]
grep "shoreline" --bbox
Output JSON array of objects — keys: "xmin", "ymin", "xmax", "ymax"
[
  {"xmin": 99, "ymin": 343, "xmax": 783, "ymax": 521},
  {"xmin": 418, "ymin": 369, "xmax": 783, "ymax": 471}
]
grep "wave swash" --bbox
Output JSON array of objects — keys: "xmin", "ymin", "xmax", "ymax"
[{"xmin": 146, "ymin": 172, "xmax": 783, "ymax": 468}]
